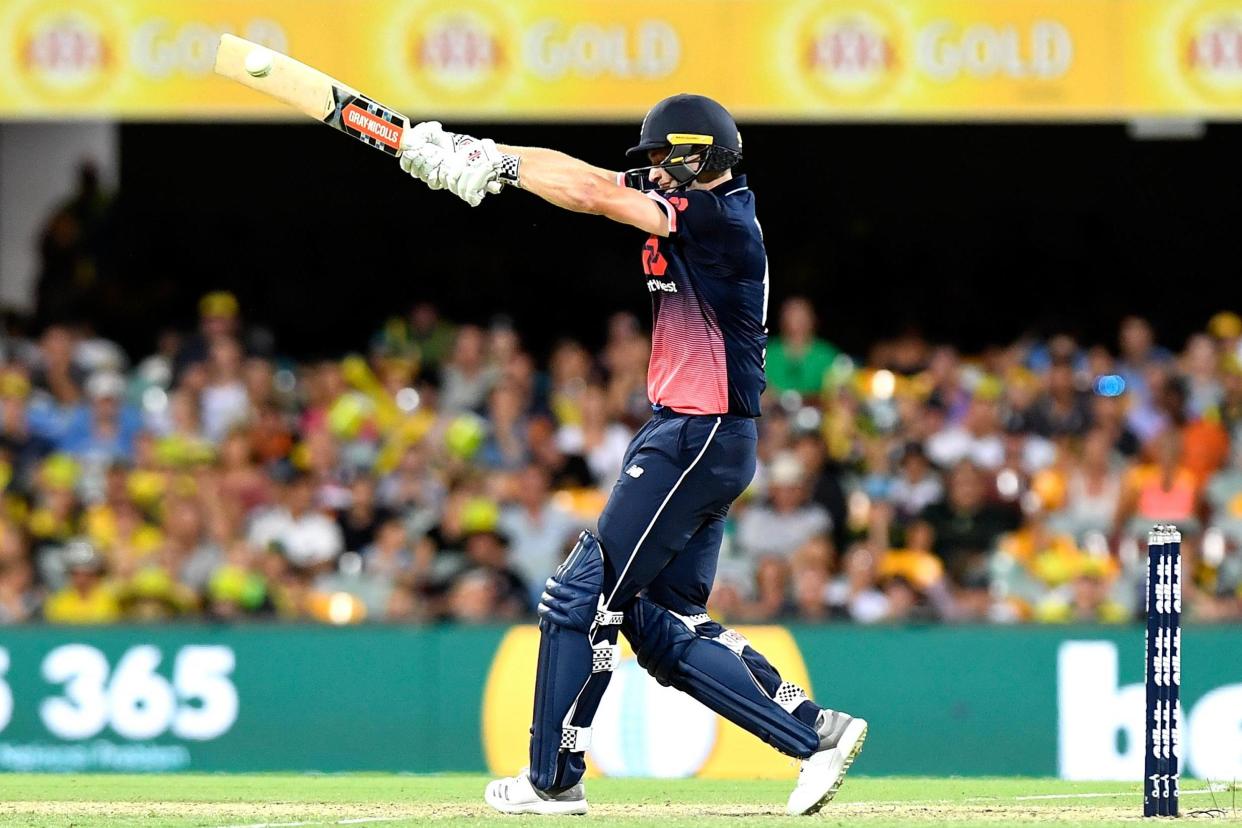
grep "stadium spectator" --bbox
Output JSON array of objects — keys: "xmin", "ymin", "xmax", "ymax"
[
  {"xmin": 0, "ymin": 372, "xmax": 52, "ymax": 475},
  {"xmin": 790, "ymin": 431, "xmax": 849, "ymax": 550},
  {"xmin": 363, "ymin": 519, "xmax": 423, "ymax": 584},
  {"xmin": 440, "ymin": 326, "xmax": 497, "ymax": 413},
  {"xmin": 886, "ymin": 442, "xmax": 944, "ymax": 522},
  {"xmin": 372, "ymin": 302, "xmax": 457, "ymax": 372},
  {"xmin": 918, "ymin": 462, "xmax": 1018, "ymax": 606},
  {"xmin": 0, "ymin": 556, "xmax": 37, "ymax": 624},
  {"xmin": 480, "ymin": 381, "xmax": 531, "ymax": 470},
  {"xmin": 926, "ymin": 391, "xmax": 1006, "ymax": 469},
  {"xmin": 248, "ymin": 473, "xmax": 344, "ymax": 572},
  {"xmin": 43, "ymin": 541, "xmax": 120, "ymax": 624},
  {"xmin": 498, "ymin": 464, "xmax": 580, "ymax": 606},
  {"xmin": 35, "ymin": 163, "xmax": 111, "ymax": 326},
  {"xmin": 52, "ymin": 371, "xmax": 141, "ymax": 472},
  {"xmin": 1117, "ymin": 315, "xmax": 1172, "ymax": 409},
  {"xmin": 335, "ymin": 474, "xmax": 390, "ymax": 554},
  {"xmin": 1046, "ymin": 428, "xmax": 1123, "ymax": 536},
  {"xmin": 824, "ymin": 545, "xmax": 889, "ymax": 623},
  {"xmin": 201, "ymin": 337, "xmax": 249, "ymax": 443},
  {"xmin": 1206, "ymin": 443, "xmax": 1242, "ymax": 544},
  {"xmin": 555, "ymin": 383, "xmax": 630, "ymax": 486},
  {"xmin": 765, "ymin": 297, "xmax": 841, "ymax": 397},
  {"xmin": 1021, "ymin": 357, "xmax": 1093, "ymax": 438},
  {"xmin": 0, "ymin": 290, "xmax": 1240, "ymax": 626},
  {"xmin": 1117, "ymin": 430, "xmax": 1201, "ymax": 538},
  {"xmin": 205, "ymin": 542, "xmax": 271, "ymax": 621},
  {"xmin": 1032, "ymin": 558, "xmax": 1128, "ymax": 624},
  {"xmin": 175, "ymin": 291, "xmax": 242, "ymax": 376},
  {"xmin": 159, "ymin": 495, "xmax": 221, "ymax": 593},
  {"xmin": 736, "ymin": 452, "xmax": 833, "ymax": 564}
]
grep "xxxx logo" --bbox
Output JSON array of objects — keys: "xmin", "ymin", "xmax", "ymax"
[{"xmin": 12, "ymin": 1, "xmax": 120, "ymax": 102}]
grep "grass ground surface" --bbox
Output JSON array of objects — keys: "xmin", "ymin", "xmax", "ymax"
[{"xmin": 0, "ymin": 774, "xmax": 1237, "ymax": 828}]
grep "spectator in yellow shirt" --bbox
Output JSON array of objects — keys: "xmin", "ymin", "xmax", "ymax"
[{"xmin": 43, "ymin": 541, "xmax": 120, "ymax": 624}]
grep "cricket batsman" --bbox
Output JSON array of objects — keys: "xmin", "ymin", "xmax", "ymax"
[{"xmin": 398, "ymin": 94, "xmax": 866, "ymax": 816}]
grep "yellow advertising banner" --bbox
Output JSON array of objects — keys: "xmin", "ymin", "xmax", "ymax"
[{"xmin": 3, "ymin": 0, "xmax": 1242, "ymax": 120}]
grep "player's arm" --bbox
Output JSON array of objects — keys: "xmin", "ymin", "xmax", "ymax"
[
  {"xmin": 495, "ymin": 144, "xmax": 670, "ymax": 237},
  {"xmin": 398, "ymin": 123, "xmax": 670, "ymax": 235},
  {"xmin": 496, "ymin": 145, "xmax": 615, "ymax": 184}
]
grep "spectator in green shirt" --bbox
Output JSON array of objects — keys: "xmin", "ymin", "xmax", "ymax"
[
  {"xmin": 371, "ymin": 302, "xmax": 457, "ymax": 372},
  {"xmin": 765, "ymin": 297, "xmax": 840, "ymax": 396}
]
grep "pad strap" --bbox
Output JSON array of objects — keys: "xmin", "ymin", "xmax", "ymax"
[
  {"xmin": 715, "ymin": 628, "xmax": 750, "ymax": 655},
  {"xmin": 591, "ymin": 642, "xmax": 620, "ymax": 673},
  {"xmin": 672, "ymin": 611, "xmax": 712, "ymax": 629},
  {"xmin": 774, "ymin": 681, "xmax": 809, "ymax": 713},
  {"xmin": 560, "ymin": 726, "xmax": 592, "ymax": 752},
  {"xmin": 595, "ymin": 597, "xmax": 623, "ymax": 627}
]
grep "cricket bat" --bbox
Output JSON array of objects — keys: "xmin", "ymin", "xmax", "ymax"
[
  {"xmin": 214, "ymin": 34, "xmax": 411, "ymax": 157},
  {"xmin": 215, "ymin": 32, "xmax": 504, "ymax": 198}
]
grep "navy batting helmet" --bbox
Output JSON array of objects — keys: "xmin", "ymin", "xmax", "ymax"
[{"xmin": 624, "ymin": 94, "xmax": 742, "ymax": 190}]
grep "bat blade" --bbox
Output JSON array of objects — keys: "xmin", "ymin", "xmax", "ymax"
[{"xmin": 214, "ymin": 33, "xmax": 408, "ymax": 157}]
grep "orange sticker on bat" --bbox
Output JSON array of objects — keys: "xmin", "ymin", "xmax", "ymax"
[{"xmin": 342, "ymin": 103, "xmax": 403, "ymax": 149}]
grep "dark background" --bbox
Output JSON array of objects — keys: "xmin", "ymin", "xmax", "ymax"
[{"xmin": 100, "ymin": 121, "xmax": 1239, "ymax": 360}]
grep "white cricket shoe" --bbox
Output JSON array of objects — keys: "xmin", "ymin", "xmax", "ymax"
[
  {"xmin": 485, "ymin": 768, "xmax": 589, "ymax": 816},
  {"xmin": 786, "ymin": 710, "xmax": 868, "ymax": 816}
]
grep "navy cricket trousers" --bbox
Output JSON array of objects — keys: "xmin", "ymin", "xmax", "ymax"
[
  {"xmin": 595, "ymin": 408, "xmax": 757, "ymax": 616},
  {"xmin": 526, "ymin": 408, "xmax": 823, "ymax": 791}
]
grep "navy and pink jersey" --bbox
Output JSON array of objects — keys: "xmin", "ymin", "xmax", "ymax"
[{"xmin": 639, "ymin": 174, "xmax": 769, "ymax": 417}]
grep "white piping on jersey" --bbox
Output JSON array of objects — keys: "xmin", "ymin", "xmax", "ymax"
[
  {"xmin": 645, "ymin": 190, "xmax": 677, "ymax": 233},
  {"xmin": 755, "ymin": 218, "xmax": 770, "ymax": 326},
  {"xmin": 723, "ymin": 186, "xmax": 750, "ymax": 196}
]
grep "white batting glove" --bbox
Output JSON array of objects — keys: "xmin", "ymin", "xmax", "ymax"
[
  {"xmin": 399, "ymin": 122, "xmax": 454, "ymax": 189},
  {"xmin": 402, "ymin": 142, "xmax": 451, "ymax": 190},
  {"xmin": 402, "ymin": 144, "xmax": 496, "ymax": 206},
  {"xmin": 403, "ymin": 120, "xmax": 455, "ymax": 152},
  {"xmin": 442, "ymin": 155, "xmax": 498, "ymax": 207},
  {"xmin": 399, "ymin": 123, "xmax": 517, "ymax": 205},
  {"xmin": 446, "ymin": 136, "xmax": 504, "ymax": 205}
]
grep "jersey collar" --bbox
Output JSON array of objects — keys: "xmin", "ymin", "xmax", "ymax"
[{"xmin": 708, "ymin": 174, "xmax": 748, "ymax": 195}]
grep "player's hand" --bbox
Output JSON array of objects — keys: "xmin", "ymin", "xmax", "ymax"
[
  {"xmin": 444, "ymin": 136, "xmax": 504, "ymax": 204},
  {"xmin": 400, "ymin": 142, "xmax": 450, "ymax": 190},
  {"xmin": 399, "ymin": 123, "xmax": 503, "ymax": 204},
  {"xmin": 399, "ymin": 123, "xmax": 452, "ymax": 189},
  {"xmin": 403, "ymin": 120, "xmax": 455, "ymax": 152},
  {"xmin": 443, "ymin": 152, "xmax": 500, "ymax": 208}
]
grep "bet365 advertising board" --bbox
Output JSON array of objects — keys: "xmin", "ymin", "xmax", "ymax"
[
  {"xmin": 0, "ymin": 624, "xmax": 1239, "ymax": 780},
  {"xmin": 3, "ymin": 0, "xmax": 1242, "ymax": 120}
]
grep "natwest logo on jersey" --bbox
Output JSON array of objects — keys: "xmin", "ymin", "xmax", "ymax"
[
  {"xmin": 1179, "ymin": 3, "xmax": 1242, "ymax": 102},
  {"xmin": 10, "ymin": 0, "xmax": 120, "ymax": 102}
]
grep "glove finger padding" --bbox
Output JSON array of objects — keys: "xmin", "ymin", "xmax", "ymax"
[
  {"xmin": 443, "ymin": 159, "xmax": 495, "ymax": 207},
  {"xmin": 400, "ymin": 125, "xmax": 502, "ymax": 205},
  {"xmin": 402, "ymin": 120, "xmax": 450, "ymax": 152},
  {"xmin": 409, "ymin": 145, "xmax": 449, "ymax": 189},
  {"xmin": 423, "ymin": 153, "xmax": 448, "ymax": 190},
  {"xmin": 459, "ymin": 165, "xmax": 497, "ymax": 207}
]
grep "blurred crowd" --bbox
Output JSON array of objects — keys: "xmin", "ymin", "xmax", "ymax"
[{"xmin": 1, "ymin": 289, "xmax": 1241, "ymax": 626}]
